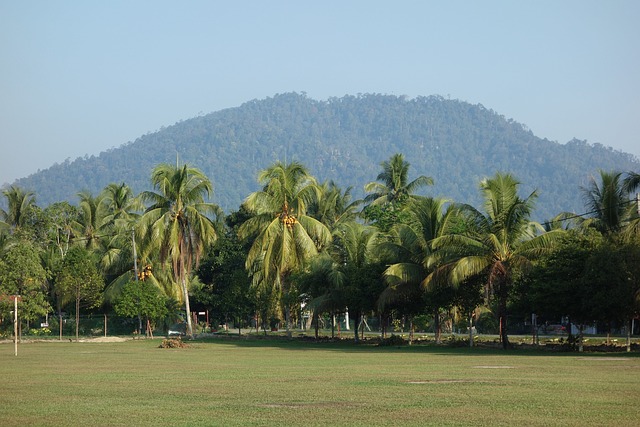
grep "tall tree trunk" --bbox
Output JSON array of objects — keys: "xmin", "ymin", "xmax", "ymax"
[
  {"xmin": 434, "ymin": 309, "xmax": 441, "ymax": 344},
  {"xmin": 314, "ymin": 311, "xmax": 319, "ymax": 339},
  {"xmin": 182, "ymin": 275, "xmax": 193, "ymax": 338},
  {"xmin": 498, "ymin": 284, "xmax": 509, "ymax": 350},
  {"xmin": 75, "ymin": 293, "xmax": 80, "ymax": 342}
]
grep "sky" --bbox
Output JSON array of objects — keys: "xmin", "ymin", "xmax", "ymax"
[{"xmin": 1, "ymin": 1, "xmax": 639, "ymax": 186}]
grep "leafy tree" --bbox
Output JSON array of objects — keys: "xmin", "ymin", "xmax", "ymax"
[
  {"xmin": 138, "ymin": 163, "xmax": 221, "ymax": 338},
  {"xmin": 0, "ymin": 239, "xmax": 51, "ymax": 333},
  {"xmin": 428, "ymin": 173, "xmax": 561, "ymax": 349},
  {"xmin": 114, "ymin": 280, "xmax": 168, "ymax": 334},
  {"xmin": 524, "ymin": 229, "xmax": 640, "ymax": 348},
  {"xmin": 42, "ymin": 202, "xmax": 79, "ymax": 258},
  {"xmin": 55, "ymin": 246, "xmax": 103, "ymax": 341},
  {"xmin": 195, "ymin": 229, "xmax": 254, "ymax": 333},
  {"xmin": 239, "ymin": 161, "xmax": 331, "ymax": 337}
]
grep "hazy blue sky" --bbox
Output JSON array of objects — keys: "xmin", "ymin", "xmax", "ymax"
[{"xmin": 1, "ymin": 1, "xmax": 639, "ymax": 185}]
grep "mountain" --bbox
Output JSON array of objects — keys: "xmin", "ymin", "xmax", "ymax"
[{"xmin": 8, "ymin": 92, "xmax": 640, "ymax": 220}]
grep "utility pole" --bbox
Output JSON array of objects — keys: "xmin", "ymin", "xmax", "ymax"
[{"xmin": 12, "ymin": 295, "xmax": 21, "ymax": 356}]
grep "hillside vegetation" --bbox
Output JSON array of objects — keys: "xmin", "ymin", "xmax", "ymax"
[{"xmin": 10, "ymin": 93, "xmax": 640, "ymax": 219}]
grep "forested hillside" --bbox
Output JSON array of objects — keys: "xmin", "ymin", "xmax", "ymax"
[{"xmin": 9, "ymin": 93, "xmax": 640, "ymax": 220}]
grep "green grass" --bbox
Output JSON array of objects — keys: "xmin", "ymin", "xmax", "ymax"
[{"xmin": 1, "ymin": 338, "xmax": 639, "ymax": 426}]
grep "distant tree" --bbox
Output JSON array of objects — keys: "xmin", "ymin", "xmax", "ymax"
[
  {"xmin": 364, "ymin": 153, "xmax": 434, "ymax": 206},
  {"xmin": 363, "ymin": 153, "xmax": 433, "ymax": 231},
  {"xmin": 55, "ymin": 246, "xmax": 103, "ymax": 341}
]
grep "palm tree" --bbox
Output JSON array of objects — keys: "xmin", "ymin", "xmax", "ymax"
[
  {"xmin": 0, "ymin": 186, "xmax": 36, "ymax": 233},
  {"xmin": 99, "ymin": 183, "xmax": 143, "ymax": 289},
  {"xmin": 334, "ymin": 220, "xmax": 382, "ymax": 342},
  {"xmin": 364, "ymin": 153, "xmax": 433, "ymax": 206},
  {"xmin": 623, "ymin": 171, "xmax": 640, "ymax": 194},
  {"xmin": 309, "ymin": 181, "xmax": 361, "ymax": 230},
  {"xmin": 378, "ymin": 197, "xmax": 458, "ymax": 343},
  {"xmin": 427, "ymin": 173, "xmax": 561, "ymax": 349},
  {"xmin": 581, "ymin": 170, "xmax": 634, "ymax": 234},
  {"xmin": 238, "ymin": 161, "xmax": 331, "ymax": 337},
  {"xmin": 101, "ymin": 182, "xmax": 141, "ymax": 227},
  {"xmin": 138, "ymin": 163, "xmax": 221, "ymax": 338},
  {"xmin": 622, "ymin": 171, "xmax": 640, "ymax": 239},
  {"xmin": 73, "ymin": 191, "xmax": 109, "ymax": 251}
]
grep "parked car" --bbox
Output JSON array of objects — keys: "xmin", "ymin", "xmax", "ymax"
[{"xmin": 167, "ymin": 323, "xmax": 186, "ymax": 337}]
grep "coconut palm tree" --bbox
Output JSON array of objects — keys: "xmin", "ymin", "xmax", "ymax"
[
  {"xmin": 309, "ymin": 181, "xmax": 362, "ymax": 230},
  {"xmin": 378, "ymin": 197, "xmax": 459, "ymax": 343},
  {"xmin": 580, "ymin": 170, "xmax": 634, "ymax": 235},
  {"xmin": 427, "ymin": 173, "xmax": 561, "ymax": 349},
  {"xmin": 334, "ymin": 220, "xmax": 383, "ymax": 342},
  {"xmin": 238, "ymin": 161, "xmax": 331, "ymax": 337},
  {"xmin": 138, "ymin": 163, "xmax": 221, "ymax": 338},
  {"xmin": 623, "ymin": 171, "xmax": 640, "ymax": 195},
  {"xmin": 621, "ymin": 171, "xmax": 640, "ymax": 237},
  {"xmin": 99, "ymin": 183, "xmax": 144, "ymax": 289},
  {"xmin": 364, "ymin": 153, "xmax": 433, "ymax": 206},
  {"xmin": 73, "ymin": 191, "xmax": 109, "ymax": 251},
  {"xmin": 0, "ymin": 185, "xmax": 36, "ymax": 233}
]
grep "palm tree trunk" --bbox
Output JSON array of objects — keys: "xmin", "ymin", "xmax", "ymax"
[
  {"xmin": 75, "ymin": 293, "xmax": 80, "ymax": 342},
  {"xmin": 498, "ymin": 282, "xmax": 509, "ymax": 350},
  {"xmin": 183, "ymin": 275, "xmax": 193, "ymax": 338}
]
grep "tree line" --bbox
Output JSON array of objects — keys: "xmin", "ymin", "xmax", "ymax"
[{"xmin": 1, "ymin": 153, "xmax": 639, "ymax": 349}]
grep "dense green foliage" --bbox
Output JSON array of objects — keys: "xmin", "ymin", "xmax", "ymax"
[
  {"xmin": 8, "ymin": 93, "xmax": 639, "ymax": 220},
  {"xmin": 1, "ymin": 94, "xmax": 639, "ymax": 350}
]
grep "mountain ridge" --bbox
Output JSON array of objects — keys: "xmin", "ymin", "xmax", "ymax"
[{"xmin": 7, "ymin": 93, "xmax": 640, "ymax": 220}]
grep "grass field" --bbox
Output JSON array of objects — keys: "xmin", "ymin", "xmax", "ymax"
[{"xmin": 1, "ymin": 337, "xmax": 639, "ymax": 426}]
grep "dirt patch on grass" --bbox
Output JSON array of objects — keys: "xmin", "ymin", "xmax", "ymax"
[
  {"xmin": 574, "ymin": 357, "xmax": 631, "ymax": 361},
  {"xmin": 80, "ymin": 337, "xmax": 130, "ymax": 343},
  {"xmin": 407, "ymin": 379, "xmax": 490, "ymax": 384},
  {"xmin": 473, "ymin": 365, "xmax": 515, "ymax": 369}
]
